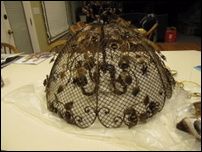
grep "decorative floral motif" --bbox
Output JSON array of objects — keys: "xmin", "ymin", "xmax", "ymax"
[{"xmin": 45, "ymin": 17, "xmax": 175, "ymax": 128}]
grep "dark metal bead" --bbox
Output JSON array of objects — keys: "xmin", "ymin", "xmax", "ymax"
[
  {"xmin": 57, "ymin": 85, "xmax": 64, "ymax": 94},
  {"xmin": 43, "ymin": 79, "xmax": 47, "ymax": 86},
  {"xmin": 47, "ymin": 102, "xmax": 54, "ymax": 112},
  {"xmin": 148, "ymin": 101, "xmax": 159, "ymax": 114},
  {"xmin": 141, "ymin": 65, "xmax": 148, "ymax": 75},
  {"xmin": 64, "ymin": 111, "xmax": 72, "ymax": 122},
  {"xmin": 100, "ymin": 63, "xmax": 107, "ymax": 73},
  {"xmin": 132, "ymin": 87, "xmax": 139, "ymax": 96},
  {"xmin": 106, "ymin": 64, "xmax": 115, "ymax": 72},
  {"xmin": 124, "ymin": 75, "xmax": 132, "ymax": 85},
  {"xmin": 159, "ymin": 90, "xmax": 163, "ymax": 95},
  {"xmin": 144, "ymin": 95, "xmax": 149, "ymax": 106},
  {"xmin": 138, "ymin": 112, "xmax": 149, "ymax": 122},
  {"xmin": 84, "ymin": 57, "xmax": 95, "ymax": 70},
  {"xmin": 128, "ymin": 114, "xmax": 137, "ymax": 122},
  {"xmin": 118, "ymin": 57, "xmax": 130, "ymax": 69},
  {"xmin": 75, "ymin": 75, "xmax": 88, "ymax": 87},
  {"xmin": 194, "ymin": 120, "xmax": 201, "ymax": 135},
  {"xmin": 64, "ymin": 102, "xmax": 73, "ymax": 110}
]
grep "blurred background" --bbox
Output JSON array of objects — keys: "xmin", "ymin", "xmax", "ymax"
[{"xmin": 1, "ymin": 1, "xmax": 201, "ymax": 53}]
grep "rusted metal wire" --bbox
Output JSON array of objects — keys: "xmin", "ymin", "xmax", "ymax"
[{"xmin": 44, "ymin": 18, "xmax": 175, "ymax": 128}]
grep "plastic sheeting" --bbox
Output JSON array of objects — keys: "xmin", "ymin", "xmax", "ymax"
[{"xmin": 2, "ymin": 83, "xmax": 201, "ymax": 151}]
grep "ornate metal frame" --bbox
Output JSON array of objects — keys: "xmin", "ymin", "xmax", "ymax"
[{"xmin": 44, "ymin": 19, "xmax": 175, "ymax": 128}]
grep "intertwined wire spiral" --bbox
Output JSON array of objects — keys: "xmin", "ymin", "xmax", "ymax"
[{"xmin": 44, "ymin": 18, "xmax": 175, "ymax": 128}]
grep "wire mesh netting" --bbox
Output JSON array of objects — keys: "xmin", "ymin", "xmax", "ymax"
[{"xmin": 44, "ymin": 19, "xmax": 175, "ymax": 128}]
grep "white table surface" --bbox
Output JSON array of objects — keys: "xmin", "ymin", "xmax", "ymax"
[{"xmin": 1, "ymin": 51, "xmax": 201, "ymax": 150}]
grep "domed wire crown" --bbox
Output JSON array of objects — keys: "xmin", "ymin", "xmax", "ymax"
[{"xmin": 44, "ymin": 18, "xmax": 175, "ymax": 129}]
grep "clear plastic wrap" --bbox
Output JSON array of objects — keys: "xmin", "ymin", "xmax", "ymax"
[{"xmin": 2, "ymin": 83, "xmax": 201, "ymax": 151}]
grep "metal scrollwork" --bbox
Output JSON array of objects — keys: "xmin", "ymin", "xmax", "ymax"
[
  {"xmin": 124, "ymin": 108, "xmax": 138, "ymax": 128},
  {"xmin": 45, "ymin": 16, "xmax": 175, "ymax": 128},
  {"xmin": 113, "ymin": 116, "xmax": 123, "ymax": 128}
]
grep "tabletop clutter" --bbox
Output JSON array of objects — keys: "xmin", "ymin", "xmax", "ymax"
[{"xmin": 1, "ymin": 52, "xmax": 53, "ymax": 67}]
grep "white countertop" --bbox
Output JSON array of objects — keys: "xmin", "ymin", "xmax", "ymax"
[
  {"xmin": 1, "ymin": 51, "xmax": 201, "ymax": 151},
  {"xmin": 162, "ymin": 51, "xmax": 201, "ymax": 84}
]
